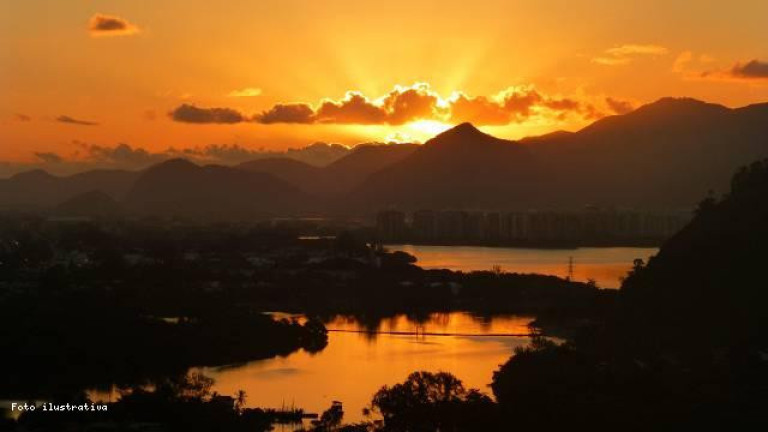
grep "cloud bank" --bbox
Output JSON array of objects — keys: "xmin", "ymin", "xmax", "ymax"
[
  {"xmin": 169, "ymin": 83, "xmax": 625, "ymax": 127},
  {"xmin": 1, "ymin": 142, "xmax": 350, "ymax": 178}
]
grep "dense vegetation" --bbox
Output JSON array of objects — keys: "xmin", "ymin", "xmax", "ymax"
[
  {"xmin": 305, "ymin": 160, "xmax": 768, "ymax": 431},
  {"xmin": 7, "ymin": 160, "xmax": 768, "ymax": 430}
]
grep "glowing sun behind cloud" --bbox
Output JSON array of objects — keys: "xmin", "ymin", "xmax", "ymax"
[{"xmin": 405, "ymin": 120, "xmax": 453, "ymax": 139}]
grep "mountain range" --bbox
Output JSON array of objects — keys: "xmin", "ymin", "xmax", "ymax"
[{"xmin": 2, "ymin": 97, "xmax": 768, "ymax": 218}]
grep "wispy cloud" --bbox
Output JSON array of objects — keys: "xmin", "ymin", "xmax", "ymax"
[
  {"xmin": 227, "ymin": 87, "xmax": 262, "ymax": 97},
  {"xmin": 56, "ymin": 115, "xmax": 99, "ymax": 126},
  {"xmin": 89, "ymin": 14, "xmax": 140, "ymax": 37},
  {"xmin": 593, "ymin": 44, "xmax": 668, "ymax": 65}
]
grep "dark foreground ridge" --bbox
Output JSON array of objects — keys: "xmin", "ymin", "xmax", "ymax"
[{"xmin": 3, "ymin": 160, "xmax": 768, "ymax": 430}]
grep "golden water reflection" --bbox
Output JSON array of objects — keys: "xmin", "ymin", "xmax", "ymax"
[
  {"xmin": 388, "ymin": 245, "xmax": 658, "ymax": 288},
  {"xmin": 200, "ymin": 313, "xmax": 533, "ymax": 423}
]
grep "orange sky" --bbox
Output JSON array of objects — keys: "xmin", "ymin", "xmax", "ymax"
[{"xmin": 1, "ymin": 0, "xmax": 767, "ymax": 168}]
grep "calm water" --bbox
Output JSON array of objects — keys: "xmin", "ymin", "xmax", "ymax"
[
  {"xmin": 388, "ymin": 245, "xmax": 659, "ymax": 289},
  {"xmin": 199, "ymin": 313, "xmax": 533, "ymax": 424},
  {"xmin": 88, "ymin": 246, "xmax": 657, "ymax": 425}
]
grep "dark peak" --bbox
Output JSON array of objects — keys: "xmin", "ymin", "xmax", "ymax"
[
  {"xmin": 424, "ymin": 122, "xmax": 516, "ymax": 150},
  {"xmin": 428, "ymin": 122, "xmax": 485, "ymax": 142},
  {"xmin": 149, "ymin": 158, "xmax": 199, "ymax": 171},
  {"xmin": 634, "ymin": 97, "xmax": 729, "ymax": 116},
  {"xmin": 580, "ymin": 96, "xmax": 732, "ymax": 134},
  {"xmin": 449, "ymin": 122, "xmax": 482, "ymax": 135},
  {"xmin": 735, "ymin": 101, "xmax": 768, "ymax": 115},
  {"xmin": 10, "ymin": 169, "xmax": 56, "ymax": 181}
]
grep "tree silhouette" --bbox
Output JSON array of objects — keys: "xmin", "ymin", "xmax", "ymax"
[{"xmin": 370, "ymin": 371, "xmax": 495, "ymax": 431}]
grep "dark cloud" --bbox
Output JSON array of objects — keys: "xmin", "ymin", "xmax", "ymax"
[
  {"xmin": 174, "ymin": 144, "xmax": 266, "ymax": 163},
  {"xmin": 542, "ymin": 98, "xmax": 581, "ymax": 112},
  {"xmin": 56, "ymin": 115, "xmax": 99, "ymax": 126},
  {"xmin": 605, "ymin": 97, "xmax": 635, "ymax": 114},
  {"xmin": 316, "ymin": 92, "xmax": 387, "ymax": 124},
  {"xmin": 381, "ymin": 84, "xmax": 442, "ymax": 125},
  {"xmin": 169, "ymin": 104, "xmax": 246, "ymax": 124},
  {"xmin": 89, "ymin": 14, "xmax": 140, "ymax": 37},
  {"xmin": 254, "ymin": 103, "xmax": 316, "ymax": 124},
  {"xmin": 500, "ymin": 87, "xmax": 543, "ymax": 118},
  {"xmin": 449, "ymin": 88, "xmax": 589, "ymax": 125},
  {"xmin": 84, "ymin": 143, "xmax": 160, "ymax": 165},
  {"xmin": 34, "ymin": 152, "xmax": 63, "ymax": 164},
  {"xmin": 14, "ymin": 113, "xmax": 31, "ymax": 122},
  {"xmin": 252, "ymin": 84, "xmax": 443, "ymax": 126},
  {"xmin": 730, "ymin": 60, "xmax": 768, "ymax": 79},
  {"xmin": 166, "ymin": 84, "xmax": 629, "ymax": 127}
]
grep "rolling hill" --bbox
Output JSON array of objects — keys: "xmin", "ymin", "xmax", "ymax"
[
  {"xmin": 123, "ymin": 159, "xmax": 312, "ymax": 218},
  {"xmin": 347, "ymin": 98, "xmax": 768, "ymax": 211},
  {"xmin": 0, "ymin": 169, "xmax": 139, "ymax": 208},
  {"xmin": 238, "ymin": 143, "xmax": 418, "ymax": 196},
  {"xmin": 3, "ymin": 97, "xmax": 768, "ymax": 217}
]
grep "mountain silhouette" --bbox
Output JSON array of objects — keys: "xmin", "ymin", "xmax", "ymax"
[
  {"xmin": 523, "ymin": 97, "xmax": 768, "ymax": 209},
  {"xmin": 0, "ymin": 169, "xmax": 138, "ymax": 208},
  {"xmin": 238, "ymin": 143, "xmax": 418, "ymax": 196},
  {"xmin": 347, "ymin": 99, "xmax": 768, "ymax": 211},
  {"xmin": 346, "ymin": 123, "xmax": 538, "ymax": 209},
  {"xmin": 124, "ymin": 159, "xmax": 310, "ymax": 218},
  {"xmin": 622, "ymin": 158, "xmax": 768, "ymax": 334},
  {"xmin": 237, "ymin": 157, "xmax": 322, "ymax": 191},
  {"xmin": 3, "ymin": 97, "xmax": 768, "ymax": 216}
]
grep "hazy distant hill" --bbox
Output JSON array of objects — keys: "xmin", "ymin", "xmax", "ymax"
[
  {"xmin": 323, "ymin": 143, "xmax": 419, "ymax": 194},
  {"xmin": 0, "ymin": 169, "xmax": 138, "ymax": 208},
  {"xmin": 3, "ymin": 97, "xmax": 768, "ymax": 216},
  {"xmin": 348, "ymin": 98, "xmax": 768, "ymax": 211},
  {"xmin": 238, "ymin": 143, "xmax": 418, "ymax": 196},
  {"xmin": 237, "ymin": 157, "xmax": 322, "ymax": 192},
  {"xmin": 124, "ymin": 159, "xmax": 311, "ymax": 218}
]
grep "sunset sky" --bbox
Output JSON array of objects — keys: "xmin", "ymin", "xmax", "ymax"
[{"xmin": 1, "ymin": 0, "xmax": 767, "ymax": 173}]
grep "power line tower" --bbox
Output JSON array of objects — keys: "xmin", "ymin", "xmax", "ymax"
[{"xmin": 567, "ymin": 256, "xmax": 574, "ymax": 281}]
